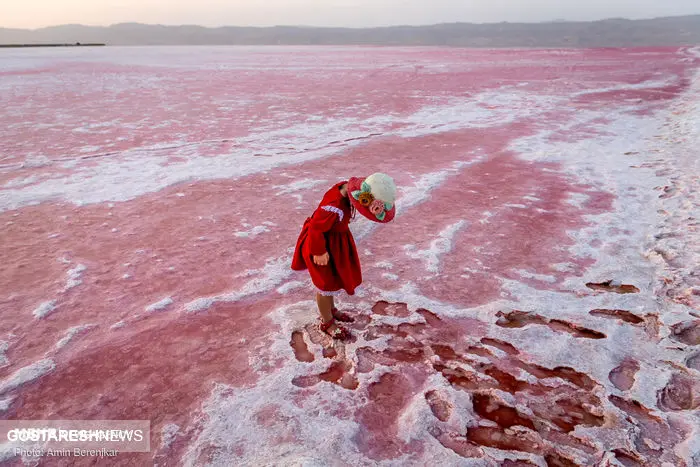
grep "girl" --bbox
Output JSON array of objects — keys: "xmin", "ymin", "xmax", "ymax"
[{"xmin": 291, "ymin": 173, "xmax": 397, "ymax": 339}]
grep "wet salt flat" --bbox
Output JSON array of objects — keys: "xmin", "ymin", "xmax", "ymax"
[{"xmin": 1, "ymin": 46, "xmax": 699, "ymax": 466}]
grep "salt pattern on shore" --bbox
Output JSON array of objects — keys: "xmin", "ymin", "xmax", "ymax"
[
  {"xmin": 0, "ymin": 359, "xmax": 55, "ymax": 395},
  {"xmin": 160, "ymin": 423, "xmax": 180, "ymax": 449},
  {"xmin": 146, "ymin": 297, "xmax": 174, "ymax": 313},
  {"xmin": 0, "ymin": 342, "xmax": 8, "ymax": 367},
  {"xmin": 64, "ymin": 264, "xmax": 86, "ymax": 290},
  {"xmin": 1, "ymin": 46, "xmax": 698, "ymax": 466},
  {"xmin": 55, "ymin": 325, "xmax": 96, "ymax": 349},
  {"xmin": 32, "ymin": 301, "xmax": 56, "ymax": 319},
  {"xmin": 404, "ymin": 221, "xmax": 467, "ymax": 274}
]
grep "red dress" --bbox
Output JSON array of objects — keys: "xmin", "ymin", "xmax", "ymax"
[{"xmin": 291, "ymin": 181, "xmax": 362, "ymax": 295}]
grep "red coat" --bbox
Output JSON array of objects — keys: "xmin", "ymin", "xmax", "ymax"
[{"xmin": 291, "ymin": 181, "xmax": 362, "ymax": 295}]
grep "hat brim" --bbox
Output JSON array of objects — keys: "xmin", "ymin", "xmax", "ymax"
[{"xmin": 348, "ymin": 177, "xmax": 396, "ymax": 224}]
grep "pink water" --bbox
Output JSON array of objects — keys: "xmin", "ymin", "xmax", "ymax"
[{"xmin": 1, "ymin": 46, "xmax": 699, "ymax": 466}]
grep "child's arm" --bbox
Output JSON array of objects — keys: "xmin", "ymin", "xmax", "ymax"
[{"xmin": 307, "ymin": 205, "xmax": 342, "ymax": 265}]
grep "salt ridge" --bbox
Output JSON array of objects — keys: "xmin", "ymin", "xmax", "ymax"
[
  {"xmin": 32, "ymin": 300, "xmax": 56, "ymax": 319},
  {"xmin": 0, "ymin": 359, "xmax": 55, "ymax": 395}
]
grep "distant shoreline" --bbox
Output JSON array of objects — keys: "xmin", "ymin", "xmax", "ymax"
[
  {"xmin": 1, "ymin": 15, "xmax": 699, "ymax": 47},
  {"xmin": 0, "ymin": 43, "xmax": 106, "ymax": 48}
]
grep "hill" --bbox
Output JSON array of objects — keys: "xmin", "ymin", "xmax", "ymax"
[{"xmin": 1, "ymin": 15, "xmax": 699, "ymax": 47}]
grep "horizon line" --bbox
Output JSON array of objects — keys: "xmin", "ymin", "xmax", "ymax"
[{"xmin": 3, "ymin": 13, "xmax": 700, "ymax": 32}]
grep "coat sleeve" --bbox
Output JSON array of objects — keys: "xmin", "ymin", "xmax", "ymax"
[{"xmin": 307, "ymin": 205, "xmax": 341, "ymax": 256}]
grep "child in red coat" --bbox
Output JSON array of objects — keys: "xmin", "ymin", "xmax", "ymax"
[{"xmin": 292, "ymin": 173, "xmax": 397, "ymax": 339}]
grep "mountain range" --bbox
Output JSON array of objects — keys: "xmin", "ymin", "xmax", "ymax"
[{"xmin": 1, "ymin": 15, "xmax": 699, "ymax": 47}]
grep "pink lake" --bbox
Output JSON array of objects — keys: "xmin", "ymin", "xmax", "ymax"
[{"xmin": 1, "ymin": 46, "xmax": 699, "ymax": 466}]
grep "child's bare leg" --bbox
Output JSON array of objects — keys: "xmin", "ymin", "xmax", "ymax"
[
  {"xmin": 328, "ymin": 296, "xmax": 354, "ymax": 322},
  {"xmin": 316, "ymin": 293, "xmax": 342, "ymax": 333},
  {"xmin": 316, "ymin": 293, "xmax": 334, "ymax": 322}
]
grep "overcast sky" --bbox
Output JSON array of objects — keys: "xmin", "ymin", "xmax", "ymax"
[{"xmin": 2, "ymin": 0, "xmax": 699, "ymax": 29}]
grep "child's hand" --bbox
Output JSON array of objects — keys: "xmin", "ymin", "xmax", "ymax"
[{"xmin": 313, "ymin": 252, "xmax": 330, "ymax": 266}]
